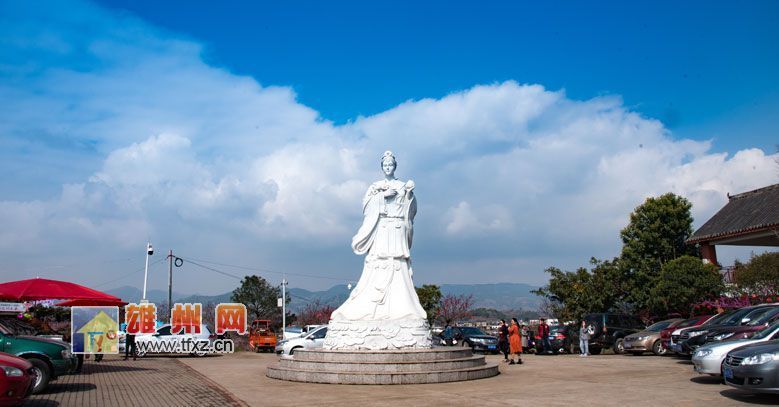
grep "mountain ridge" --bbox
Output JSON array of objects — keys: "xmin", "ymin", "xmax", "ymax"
[{"xmin": 105, "ymin": 282, "xmax": 541, "ymax": 313}]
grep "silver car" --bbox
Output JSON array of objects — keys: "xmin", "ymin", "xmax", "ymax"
[
  {"xmin": 692, "ymin": 321, "xmax": 779, "ymax": 375},
  {"xmin": 275, "ymin": 325, "xmax": 328, "ymax": 357}
]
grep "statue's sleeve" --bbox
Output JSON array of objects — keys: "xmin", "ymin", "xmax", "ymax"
[{"xmin": 352, "ymin": 186, "xmax": 382, "ymax": 255}]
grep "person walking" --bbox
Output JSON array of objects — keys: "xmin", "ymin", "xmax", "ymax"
[
  {"xmin": 538, "ymin": 318, "xmax": 552, "ymax": 354},
  {"xmin": 508, "ymin": 318, "xmax": 523, "ymax": 365},
  {"xmin": 497, "ymin": 320, "xmax": 510, "ymax": 363},
  {"xmin": 579, "ymin": 320, "xmax": 593, "ymax": 357},
  {"xmin": 124, "ymin": 332, "xmax": 137, "ymax": 361}
]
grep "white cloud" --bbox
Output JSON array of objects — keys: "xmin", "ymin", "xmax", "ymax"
[{"xmin": 0, "ymin": 1, "xmax": 777, "ymax": 292}]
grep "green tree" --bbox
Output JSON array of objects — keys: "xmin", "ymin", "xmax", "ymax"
[
  {"xmin": 649, "ymin": 255, "xmax": 724, "ymax": 316},
  {"xmin": 415, "ymin": 284, "xmax": 442, "ymax": 325},
  {"xmin": 532, "ymin": 258, "xmax": 624, "ymax": 321},
  {"xmin": 231, "ymin": 275, "xmax": 290, "ymax": 328},
  {"xmin": 619, "ymin": 193, "xmax": 698, "ymax": 309},
  {"xmin": 735, "ymin": 252, "xmax": 779, "ymax": 296}
]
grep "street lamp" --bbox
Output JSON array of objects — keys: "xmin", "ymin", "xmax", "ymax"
[{"xmin": 141, "ymin": 242, "xmax": 153, "ymax": 303}]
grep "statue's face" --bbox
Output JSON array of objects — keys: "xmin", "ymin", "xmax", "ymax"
[{"xmin": 382, "ymin": 159, "xmax": 396, "ymax": 176}]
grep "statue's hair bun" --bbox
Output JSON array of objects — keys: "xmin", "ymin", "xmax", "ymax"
[{"xmin": 381, "ymin": 151, "xmax": 396, "ymax": 163}]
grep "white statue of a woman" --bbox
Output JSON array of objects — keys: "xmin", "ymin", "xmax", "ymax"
[{"xmin": 323, "ymin": 151, "xmax": 431, "ymax": 350}]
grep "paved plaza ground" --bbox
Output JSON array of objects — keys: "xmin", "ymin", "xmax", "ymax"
[{"xmin": 26, "ymin": 351, "xmax": 778, "ymax": 406}]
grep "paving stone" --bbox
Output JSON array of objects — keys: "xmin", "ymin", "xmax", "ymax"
[{"xmin": 26, "ymin": 355, "xmax": 245, "ymax": 407}]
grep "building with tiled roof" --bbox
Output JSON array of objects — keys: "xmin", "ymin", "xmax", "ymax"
[{"xmin": 687, "ymin": 183, "xmax": 779, "ymax": 265}]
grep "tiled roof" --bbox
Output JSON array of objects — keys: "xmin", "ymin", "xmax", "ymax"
[{"xmin": 688, "ymin": 183, "xmax": 779, "ymax": 244}]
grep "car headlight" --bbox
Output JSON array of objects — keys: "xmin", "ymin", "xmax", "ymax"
[
  {"xmin": 636, "ymin": 336, "xmax": 649, "ymax": 341},
  {"xmin": 1, "ymin": 366, "xmax": 24, "ymax": 377},
  {"xmin": 471, "ymin": 338, "xmax": 484, "ymax": 343},
  {"xmin": 712, "ymin": 333, "xmax": 734, "ymax": 341},
  {"xmin": 61, "ymin": 348, "xmax": 72, "ymax": 358},
  {"xmin": 742, "ymin": 353, "xmax": 778, "ymax": 366},
  {"xmin": 694, "ymin": 349, "xmax": 713, "ymax": 358},
  {"xmin": 687, "ymin": 330, "xmax": 706, "ymax": 337}
]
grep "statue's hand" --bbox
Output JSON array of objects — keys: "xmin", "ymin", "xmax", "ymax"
[{"xmin": 384, "ymin": 189, "xmax": 398, "ymax": 197}]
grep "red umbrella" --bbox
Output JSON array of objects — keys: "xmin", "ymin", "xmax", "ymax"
[
  {"xmin": 56, "ymin": 298, "xmax": 128, "ymax": 307},
  {"xmin": 0, "ymin": 277, "xmax": 124, "ymax": 303}
]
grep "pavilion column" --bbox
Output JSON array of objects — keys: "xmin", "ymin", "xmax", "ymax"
[{"xmin": 700, "ymin": 243, "xmax": 718, "ymax": 266}]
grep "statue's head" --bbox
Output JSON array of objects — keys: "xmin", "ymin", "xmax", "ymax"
[{"xmin": 381, "ymin": 150, "xmax": 396, "ymax": 176}]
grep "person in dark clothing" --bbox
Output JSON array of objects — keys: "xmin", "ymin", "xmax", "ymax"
[
  {"xmin": 538, "ymin": 318, "xmax": 552, "ymax": 354},
  {"xmin": 124, "ymin": 332, "xmax": 137, "ymax": 360},
  {"xmin": 497, "ymin": 320, "xmax": 510, "ymax": 362}
]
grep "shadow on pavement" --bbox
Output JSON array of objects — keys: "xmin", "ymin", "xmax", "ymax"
[
  {"xmin": 39, "ymin": 382, "xmax": 97, "ymax": 394},
  {"xmin": 676, "ymin": 359, "xmax": 693, "ymax": 365},
  {"xmin": 78, "ymin": 363, "xmax": 153, "ymax": 375},
  {"xmin": 23, "ymin": 399, "xmax": 60, "ymax": 406},
  {"xmin": 690, "ymin": 375, "xmax": 723, "ymax": 385},
  {"xmin": 137, "ymin": 354, "xmax": 225, "ymax": 359},
  {"xmin": 720, "ymin": 389, "xmax": 779, "ymax": 405}
]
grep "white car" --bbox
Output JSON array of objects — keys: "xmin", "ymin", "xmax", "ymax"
[
  {"xmin": 692, "ymin": 321, "xmax": 779, "ymax": 375},
  {"xmin": 275, "ymin": 325, "xmax": 328, "ymax": 357},
  {"xmin": 133, "ymin": 324, "xmax": 214, "ymax": 357}
]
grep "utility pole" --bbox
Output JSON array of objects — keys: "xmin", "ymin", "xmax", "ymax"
[
  {"xmin": 282, "ymin": 276, "xmax": 287, "ymax": 340},
  {"xmin": 167, "ymin": 249, "xmax": 173, "ymax": 311},
  {"xmin": 141, "ymin": 242, "xmax": 153, "ymax": 303}
]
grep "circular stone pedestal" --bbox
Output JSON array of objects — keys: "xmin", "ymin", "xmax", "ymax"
[{"xmin": 266, "ymin": 348, "xmax": 499, "ymax": 384}]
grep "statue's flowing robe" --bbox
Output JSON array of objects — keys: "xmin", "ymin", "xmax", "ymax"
[{"xmin": 330, "ymin": 179, "xmax": 426, "ymax": 321}]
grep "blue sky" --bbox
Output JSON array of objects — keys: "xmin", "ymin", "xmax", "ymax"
[
  {"xmin": 1, "ymin": 1, "xmax": 777, "ymax": 296},
  {"xmin": 95, "ymin": 0, "xmax": 779, "ymax": 152}
]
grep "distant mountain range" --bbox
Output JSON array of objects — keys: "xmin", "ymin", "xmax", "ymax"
[{"xmin": 106, "ymin": 282, "xmax": 541, "ymax": 312}]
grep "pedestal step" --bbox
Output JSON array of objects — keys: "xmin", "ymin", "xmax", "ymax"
[
  {"xmin": 266, "ymin": 348, "xmax": 500, "ymax": 384},
  {"xmin": 279, "ymin": 355, "xmax": 486, "ymax": 373},
  {"xmin": 266, "ymin": 363, "xmax": 499, "ymax": 384}
]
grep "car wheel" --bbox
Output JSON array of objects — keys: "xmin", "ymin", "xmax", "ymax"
[
  {"xmin": 613, "ymin": 338, "xmax": 626, "ymax": 354},
  {"xmin": 652, "ymin": 340, "xmax": 665, "ymax": 356},
  {"xmin": 28, "ymin": 358, "xmax": 51, "ymax": 395},
  {"xmin": 134, "ymin": 347, "xmax": 147, "ymax": 358},
  {"xmin": 289, "ymin": 346, "xmax": 302, "ymax": 356}
]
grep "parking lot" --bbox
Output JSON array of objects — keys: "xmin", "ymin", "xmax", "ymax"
[
  {"xmin": 22, "ymin": 351, "xmax": 777, "ymax": 406},
  {"xmin": 179, "ymin": 352, "xmax": 777, "ymax": 406}
]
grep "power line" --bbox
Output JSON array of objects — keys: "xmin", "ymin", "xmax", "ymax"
[
  {"xmin": 93, "ymin": 257, "xmax": 166, "ymax": 288},
  {"xmin": 180, "ymin": 256, "xmax": 352, "ymax": 282},
  {"xmin": 178, "ymin": 257, "xmax": 243, "ymax": 281}
]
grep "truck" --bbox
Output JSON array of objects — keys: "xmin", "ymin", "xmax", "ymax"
[{"xmin": 248, "ymin": 320, "xmax": 277, "ymax": 352}]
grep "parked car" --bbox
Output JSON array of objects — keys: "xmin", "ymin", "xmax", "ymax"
[
  {"xmin": 700, "ymin": 306, "xmax": 779, "ymax": 344},
  {"xmin": 437, "ymin": 326, "xmax": 499, "ymax": 354},
  {"xmin": 623, "ymin": 318, "xmax": 683, "ymax": 356},
  {"xmin": 723, "ymin": 340, "xmax": 779, "ymax": 393},
  {"xmin": 679, "ymin": 305, "xmax": 779, "ymax": 355},
  {"xmin": 583, "ymin": 313, "xmax": 645, "ymax": 354},
  {"xmin": 276, "ymin": 326, "xmax": 328, "ymax": 356},
  {"xmin": 0, "ymin": 352, "xmax": 35, "ymax": 406},
  {"xmin": 661, "ymin": 315, "xmax": 712, "ymax": 352},
  {"xmin": 535, "ymin": 324, "xmax": 575, "ymax": 354},
  {"xmin": 0, "ymin": 318, "xmax": 77, "ymax": 394},
  {"xmin": 669, "ymin": 311, "xmax": 736, "ymax": 355},
  {"xmin": 692, "ymin": 321, "xmax": 779, "ymax": 376},
  {"xmin": 134, "ymin": 324, "xmax": 215, "ymax": 357}
]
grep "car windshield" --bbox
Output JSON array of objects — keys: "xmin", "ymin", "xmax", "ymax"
[
  {"xmin": 0, "ymin": 317, "xmax": 39, "ymax": 336},
  {"xmin": 646, "ymin": 320, "xmax": 675, "ymax": 332},
  {"xmin": 459, "ymin": 327, "xmax": 487, "ymax": 336},
  {"xmin": 675, "ymin": 316, "xmax": 709, "ymax": 329},
  {"xmin": 748, "ymin": 307, "xmax": 779, "ymax": 326},
  {"xmin": 707, "ymin": 309, "xmax": 744, "ymax": 326},
  {"xmin": 752, "ymin": 321, "xmax": 779, "ymax": 340}
]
